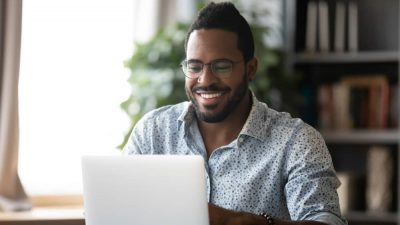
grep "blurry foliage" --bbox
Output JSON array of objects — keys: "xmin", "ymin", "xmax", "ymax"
[
  {"xmin": 119, "ymin": 23, "xmax": 188, "ymax": 148},
  {"xmin": 118, "ymin": 1, "xmax": 302, "ymax": 149}
]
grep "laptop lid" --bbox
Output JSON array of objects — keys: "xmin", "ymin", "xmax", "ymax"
[{"xmin": 81, "ymin": 155, "xmax": 209, "ymax": 225}]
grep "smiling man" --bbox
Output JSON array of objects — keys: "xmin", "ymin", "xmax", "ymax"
[{"xmin": 123, "ymin": 2, "xmax": 346, "ymax": 225}]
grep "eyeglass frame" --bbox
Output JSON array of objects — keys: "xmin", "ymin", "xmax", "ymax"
[{"xmin": 180, "ymin": 58, "xmax": 244, "ymax": 79}]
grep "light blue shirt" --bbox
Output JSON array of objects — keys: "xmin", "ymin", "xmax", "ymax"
[{"xmin": 123, "ymin": 94, "xmax": 347, "ymax": 225}]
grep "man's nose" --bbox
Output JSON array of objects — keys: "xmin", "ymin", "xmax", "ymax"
[{"xmin": 196, "ymin": 65, "xmax": 218, "ymax": 84}]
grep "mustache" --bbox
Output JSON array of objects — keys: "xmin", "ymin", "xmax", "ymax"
[{"xmin": 192, "ymin": 84, "xmax": 231, "ymax": 92}]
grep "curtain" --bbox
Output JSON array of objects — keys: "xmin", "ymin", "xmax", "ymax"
[{"xmin": 0, "ymin": 0, "xmax": 31, "ymax": 212}]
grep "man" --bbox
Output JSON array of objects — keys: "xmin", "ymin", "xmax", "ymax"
[{"xmin": 123, "ymin": 2, "xmax": 346, "ymax": 225}]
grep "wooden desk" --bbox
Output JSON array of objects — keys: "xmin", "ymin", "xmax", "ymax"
[{"xmin": 0, "ymin": 207, "xmax": 85, "ymax": 225}]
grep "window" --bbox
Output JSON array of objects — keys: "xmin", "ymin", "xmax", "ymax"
[
  {"xmin": 18, "ymin": 0, "xmax": 280, "ymax": 197},
  {"xmin": 19, "ymin": 0, "xmax": 136, "ymax": 195}
]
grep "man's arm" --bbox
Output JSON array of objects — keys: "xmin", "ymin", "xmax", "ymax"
[{"xmin": 209, "ymin": 204, "xmax": 327, "ymax": 225}]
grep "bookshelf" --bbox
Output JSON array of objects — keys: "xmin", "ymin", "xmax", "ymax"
[
  {"xmin": 293, "ymin": 51, "xmax": 399, "ymax": 64},
  {"xmin": 283, "ymin": 0, "xmax": 400, "ymax": 224},
  {"xmin": 322, "ymin": 130, "xmax": 399, "ymax": 144}
]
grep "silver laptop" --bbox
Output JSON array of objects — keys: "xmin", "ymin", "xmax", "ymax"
[{"xmin": 81, "ymin": 155, "xmax": 209, "ymax": 225}]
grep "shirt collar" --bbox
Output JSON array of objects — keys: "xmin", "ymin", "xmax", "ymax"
[
  {"xmin": 239, "ymin": 93, "xmax": 269, "ymax": 141},
  {"xmin": 177, "ymin": 101, "xmax": 194, "ymax": 131},
  {"xmin": 177, "ymin": 92, "xmax": 270, "ymax": 141}
]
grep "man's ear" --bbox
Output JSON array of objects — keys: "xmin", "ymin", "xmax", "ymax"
[{"xmin": 246, "ymin": 57, "xmax": 258, "ymax": 81}]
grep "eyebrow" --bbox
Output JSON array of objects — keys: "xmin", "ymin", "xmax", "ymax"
[
  {"xmin": 186, "ymin": 59, "xmax": 203, "ymax": 63},
  {"xmin": 186, "ymin": 58, "xmax": 231, "ymax": 64}
]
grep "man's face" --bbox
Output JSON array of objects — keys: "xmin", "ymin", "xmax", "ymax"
[{"xmin": 185, "ymin": 29, "xmax": 251, "ymax": 123}]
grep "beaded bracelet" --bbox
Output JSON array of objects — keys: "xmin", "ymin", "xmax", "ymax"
[{"xmin": 259, "ymin": 212, "xmax": 274, "ymax": 225}]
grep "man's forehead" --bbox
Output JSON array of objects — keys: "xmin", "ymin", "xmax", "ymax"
[
  {"xmin": 186, "ymin": 29, "xmax": 240, "ymax": 57},
  {"xmin": 188, "ymin": 28, "xmax": 238, "ymax": 42}
]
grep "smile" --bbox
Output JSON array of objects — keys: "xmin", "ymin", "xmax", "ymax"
[{"xmin": 199, "ymin": 92, "xmax": 223, "ymax": 99}]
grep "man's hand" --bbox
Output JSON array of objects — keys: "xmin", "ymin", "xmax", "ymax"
[
  {"xmin": 208, "ymin": 203, "xmax": 328, "ymax": 225},
  {"xmin": 208, "ymin": 204, "xmax": 266, "ymax": 225}
]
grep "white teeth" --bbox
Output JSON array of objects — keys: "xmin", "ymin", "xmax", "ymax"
[{"xmin": 200, "ymin": 93, "xmax": 222, "ymax": 99}]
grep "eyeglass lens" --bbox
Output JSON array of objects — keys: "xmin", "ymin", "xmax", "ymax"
[{"xmin": 182, "ymin": 59, "xmax": 234, "ymax": 78}]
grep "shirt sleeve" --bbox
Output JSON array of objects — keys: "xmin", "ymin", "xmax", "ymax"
[
  {"xmin": 122, "ymin": 125, "xmax": 142, "ymax": 155},
  {"xmin": 306, "ymin": 212, "xmax": 348, "ymax": 225},
  {"xmin": 122, "ymin": 114, "xmax": 151, "ymax": 155},
  {"xmin": 284, "ymin": 124, "xmax": 347, "ymax": 225}
]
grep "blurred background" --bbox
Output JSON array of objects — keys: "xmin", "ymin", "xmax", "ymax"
[
  {"xmin": 0, "ymin": 1, "xmax": 398, "ymax": 225},
  {"xmin": 18, "ymin": 0, "xmax": 284, "ymax": 196}
]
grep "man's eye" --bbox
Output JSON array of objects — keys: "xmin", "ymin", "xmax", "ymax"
[
  {"xmin": 188, "ymin": 64, "xmax": 203, "ymax": 73},
  {"xmin": 214, "ymin": 62, "xmax": 231, "ymax": 73}
]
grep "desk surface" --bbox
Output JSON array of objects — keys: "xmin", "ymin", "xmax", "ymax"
[{"xmin": 0, "ymin": 206, "xmax": 84, "ymax": 225}]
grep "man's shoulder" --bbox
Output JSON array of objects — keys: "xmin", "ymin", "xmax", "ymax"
[
  {"xmin": 261, "ymin": 105, "xmax": 325, "ymax": 149},
  {"xmin": 244, "ymin": 98, "xmax": 309, "ymax": 143},
  {"xmin": 257, "ymin": 102, "xmax": 324, "ymax": 140},
  {"xmin": 267, "ymin": 107, "xmax": 317, "ymax": 135},
  {"xmin": 250, "ymin": 96, "xmax": 301, "ymax": 128},
  {"xmin": 258, "ymin": 102, "xmax": 303, "ymax": 130}
]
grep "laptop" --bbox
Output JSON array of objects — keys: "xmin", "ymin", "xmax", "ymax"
[{"xmin": 81, "ymin": 155, "xmax": 209, "ymax": 225}]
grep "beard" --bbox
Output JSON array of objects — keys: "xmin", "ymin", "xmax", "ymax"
[{"xmin": 185, "ymin": 73, "xmax": 249, "ymax": 123}]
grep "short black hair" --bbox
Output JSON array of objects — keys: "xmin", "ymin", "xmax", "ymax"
[{"xmin": 184, "ymin": 2, "xmax": 254, "ymax": 62}]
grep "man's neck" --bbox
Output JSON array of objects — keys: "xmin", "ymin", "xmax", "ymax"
[{"xmin": 197, "ymin": 92, "xmax": 252, "ymax": 157}]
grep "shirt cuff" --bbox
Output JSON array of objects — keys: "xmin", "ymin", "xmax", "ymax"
[{"xmin": 305, "ymin": 212, "xmax": 348, "ymax": 225}]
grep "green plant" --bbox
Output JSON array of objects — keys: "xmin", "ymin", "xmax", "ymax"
[
  {"xmin": 119, "ymin": 23, "xmax": 188, "ymax": 149},
  {"xmin": 119, "ymin": 3, "xmax": 301, "ymax": 149}
]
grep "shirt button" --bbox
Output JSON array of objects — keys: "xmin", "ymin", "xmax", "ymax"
[{"xmin": 238, "ymin": 137, "xmax": 244, "ymax": 143}]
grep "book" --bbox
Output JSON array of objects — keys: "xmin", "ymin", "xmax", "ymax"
[
  {"xmin": 366, "ymin": 146, "xmax": 393, "ymax": 212},
  {"xmin": 318, "ymin": 0, "xmax": 330, "ymax": 52},
  {"xmin": 389, "ymin": 85, "xmax": 399, "ymax": 128},
  {"xmin": 337, "ymin": 172, "xmax": 358, "ymax": 214},
  {"xmin": 334, "ymin": 1, "xmax": 346, "ymax": 52},
  {"xmin": 347, "ymin": 0, "xmax": 358, "ymax": 52},
  {"xmin": 368, "ymin": 85, "xmax": 380, "ymax": 129},
  {"xmin": 317, "ymin": 75, "xmax": 390, "ymax": 130},
  {"xmin": 318, "ymin": 84, "xmax": 334, "ymax": 130},
  {"xmin": 349, "ymin": 86, "xmax": 369, "ymax": 128},
  {"xmin": 305, "ymin": 0, "xmax": 318, "ymax": 52},
  {"xmin": 340, "ymin": 75, "xmax": 390, "ymax": 129},
  {"xmin": 332, "ymin": 82, "xmax": 351, "ymax": 129},
  {"xmin": 377, "ymin": 80, "xmax": 390, "ymax": 129}
]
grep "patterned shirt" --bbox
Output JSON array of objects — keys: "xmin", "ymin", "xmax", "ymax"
[{"xmin": 123, "ymin": 94, "xmax": 347, "ymax": 225}]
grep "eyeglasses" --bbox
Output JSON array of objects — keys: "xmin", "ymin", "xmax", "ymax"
[{"xmin": 180, "ymin": 59, "xmax": 243, "ymax": 79}]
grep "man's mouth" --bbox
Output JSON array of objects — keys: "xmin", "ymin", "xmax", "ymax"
[
  {"xmin": 191, "ymin": 86, "xmax": 230, "ymax": 106},
  {"xmin": 198, "ymin": 92, "xmax": 223, "ymax": 99},
  {"xmin": 193, "ymin": 90, "xmax": 227, "ymax": 107}
]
